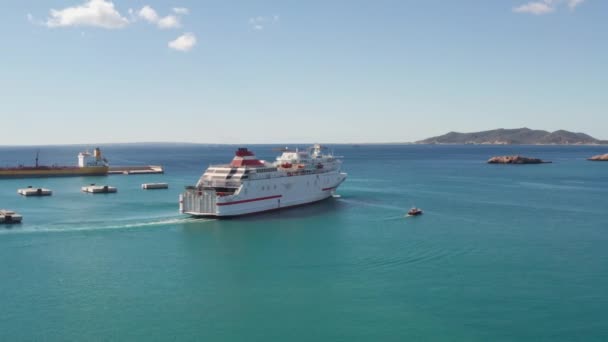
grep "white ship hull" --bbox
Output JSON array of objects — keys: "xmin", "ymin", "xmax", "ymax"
[
  {"xmin": 181, "ymin": 145, "xmax": 346, "ymax": 217},
  {"xmin": 181, "ymin": 170, "xmax": 346, "ymax": 217}
]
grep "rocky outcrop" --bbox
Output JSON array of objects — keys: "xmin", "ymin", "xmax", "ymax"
[
  {"xmin": 487, "ymin": 155, "xmax": 551, "ymax": 164},
  {"xmin": 588, "ymin": 153, "xmax": 608, "ymax": 161}
]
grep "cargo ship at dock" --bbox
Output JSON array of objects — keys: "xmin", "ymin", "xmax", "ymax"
[
  {"xmin": 180, "ymin": 144, "xmax": 347, "ymax": 217},
  {"xmin": 0, "ymin": 148, "xmax": 109, "ymax": 178}
]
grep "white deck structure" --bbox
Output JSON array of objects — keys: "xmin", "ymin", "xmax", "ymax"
[
  {"xmin": 82, "ymin": 185, "xmax": 117, "ymax": 193},
  {"xmin": 0, "ymin": 210, "xmax": 22, "ymax": 224},
  {"xmin": 142, "ymin": 183, "xmax": 169, "ymax": 190},
  {"xmin": 18, "ymin": 187, "xmax": 52, "ymax": 196}
]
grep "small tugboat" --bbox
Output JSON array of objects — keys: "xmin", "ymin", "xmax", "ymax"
[
  {"xmin": 0, "ymin": 210, "xmax": 23, "ymax": 224},
  {"xmin": 407, "ymin": 207, "xmax": 423, "ymax": 216}
]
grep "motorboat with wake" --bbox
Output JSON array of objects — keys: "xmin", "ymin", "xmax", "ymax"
[{"xmin": 407, "ymin": 207, "xmax": 423, "ymax": 216}]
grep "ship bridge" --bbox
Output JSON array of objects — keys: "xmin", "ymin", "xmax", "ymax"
[
  {"xmin": 275, "ymin": 144, "xmax": 340, "ymax": 172},
  {"xmin": 78, "ymin": 147, "xmax": 108, "ymax": 168}
]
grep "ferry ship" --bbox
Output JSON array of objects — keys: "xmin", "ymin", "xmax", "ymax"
[
  {"xmin": 180, "ymin": 144, "xmax": 347, "ymax": 217},
  {"xmin": 0, "ymin": 148, "xmax": 109, "ymax": 178}
]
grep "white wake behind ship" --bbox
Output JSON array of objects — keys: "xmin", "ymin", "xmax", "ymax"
[{"xmin": 180, "ymin": 144, "xmax": 347, "ymax": 217}]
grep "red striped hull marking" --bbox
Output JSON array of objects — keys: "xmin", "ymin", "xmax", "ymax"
[
  {"xmin": 217, "ymin": 195, "xmax": 282, "ymax": 206},
  {"xmin": 322, "ymin": 187, "xmax": 336, "ymax": 191}
]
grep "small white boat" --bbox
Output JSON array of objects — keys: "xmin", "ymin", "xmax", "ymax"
[
  {"xmin": 18, "ymin": 186, "xmax": 52, "ymax": 196},
  {"xmin": 407, "ymin": 207, "xmax": 423, "ymax": 216},
  {"xmin": 142, "ymin": 183, "xmax": 169, "ymax": 190},
  {"xmin": 0, "ymin": 209, "xmax": 23, "ymax": 224},
  {"xmin": 82, "ymin": 184, "xmax": 117, "ymax": 193}
]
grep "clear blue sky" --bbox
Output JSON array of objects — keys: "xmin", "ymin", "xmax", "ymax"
[{"xmin": 1, "ymin": 0, "xmax": 606, "ymax": 145}]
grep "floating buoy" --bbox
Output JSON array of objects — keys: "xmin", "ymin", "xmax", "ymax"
[
  {"xmin": 82, "ymin": 185, "xmax": 117, "ymax": 193},
  {"xmin": 18, "ymin": 187, "xmax": 52, "ymax": 196},
  {"xmin": 142, "ymin": 183, "xmax": 169, "ymax": 190}
]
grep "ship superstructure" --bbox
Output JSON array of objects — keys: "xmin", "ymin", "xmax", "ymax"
[{"xmin": 180, "ymin": 144, "xmax": 347, "ymax": 217}]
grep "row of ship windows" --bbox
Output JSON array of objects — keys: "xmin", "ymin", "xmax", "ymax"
[
  {"xmin": 211, "ymin": 169, "xmax": 251, "ymax": 174},
  {"xmin": 208, "ymin": 172, "xmax": 336, "ymax": 183},
  {"xmin": 207, "ymin": 175, "xmax": 247, "ymax": 180},
  {"xmin": 210, "ymin": 168, "xmax": 278, "ymax": 175},
  {"xmin": 254, "ymin": 177, "xmax": 334, "ymax": 191},
  {"xmin": 256, "ymin": 168, "xmax": 278, "ymax": 173},
  {"xmin": 259, "ymin": 185, "xmax": 278, "ymax": 191}
]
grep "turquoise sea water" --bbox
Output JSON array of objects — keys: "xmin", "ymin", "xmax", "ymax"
[{"xmin": 1, "ymin": 144, "xmax": 607, "ymax": 341}]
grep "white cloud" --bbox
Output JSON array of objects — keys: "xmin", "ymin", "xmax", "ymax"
[
  {"xmin": 137, "ymin": 5, "xmax": 182, "ymax": 29},
  {"xmin": 513, "ymin": 0, "xmax": 556, "ymax": 14},
  {"xmin": 137, "ymin": 5, "xmax": 158, "ymax": 23},
  {"xmin": 158, "ymin": 15, "xmax": 181, "ymax": 29},
  {"xmin": 249, "ymin": 15, "xmax": 279, "ymax": 31},
  {"xmin": 567, "ymin": 0, "xmax": 585, "ymax": 9},
  {"xmin": 513, "ymin": 0, "xmax": 586, "ymax": 14},
  {"xmin": 35, "ymin": 2, "xmax": 195, "ymax": 52},
  {"xmin": 168, "ymin": 32, "xmax": 196, "ymax": 52},
  {"xmin": 173, "ymin": 7, "xmax": 189, "ymax": 15},
  {"xmin": 45, "ymin": 0, "xmax": 129, "ymax": 29}
]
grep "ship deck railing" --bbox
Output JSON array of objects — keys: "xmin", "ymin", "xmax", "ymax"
[{"xmin": 198, "ymin": 181, "xmax": 242, "ymax": 189}]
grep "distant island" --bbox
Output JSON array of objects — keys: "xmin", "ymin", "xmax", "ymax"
[{"xmin": 417, "ymin": 128, "xmax": 608, "ymax": 145}]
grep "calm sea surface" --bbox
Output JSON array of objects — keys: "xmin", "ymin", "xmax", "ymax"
[{"xmin": 1, "ymin": 144, "xmax": 607, "ymax": 341}]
